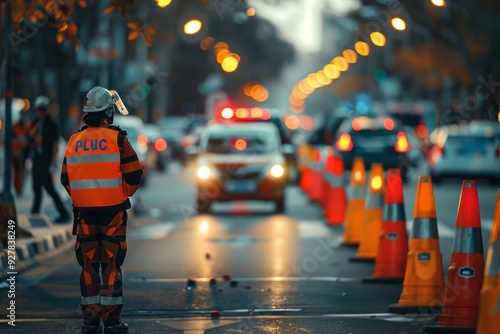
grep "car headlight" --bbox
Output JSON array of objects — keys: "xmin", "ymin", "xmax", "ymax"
[
  {"xmin": 197, "ymin": 165, "xmax": 212, "ymax": 179},
  {"xmin": 269, "ymin": 164, "xmax": 285, "ymax": 178}
]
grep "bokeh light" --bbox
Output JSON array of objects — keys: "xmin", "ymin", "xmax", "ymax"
[
  {"xmin": 370, "ymin": 32, "xmax": 386, "ymax": 47},
  {"xmin": 354, "ymin": 41, "xmax": 370, "ymax": 56}
]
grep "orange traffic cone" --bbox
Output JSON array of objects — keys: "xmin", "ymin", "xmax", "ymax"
[
  {"xmin": 477, "ymin": 191, "xmax": 500, "ymax": 334},
  {"xmin": 324, "ymin": 154, "xmax": 347, "ymax": 226},
  {"xmin": 309, "ymin": 148, "xmax": 324, "ymax": 203},
  {"xmin": 424, "ymin": 180, "xmax": 484, "ymax": 333},
  {"xmin": 342, "ymin": 157, "xmax": 367, "ymax": 246},
  {"xmin": 299, "ymin": 145, "xmax": 314, "ymax": 195},
  {"xmin": 350, "ymin": 163, "xmax": 384, "ymax": 262},
  {"xmin": 320, "ymin": 148, "xmax": 334, "ymax": 208},
  {"xmin": 364, "ymin": 168, "xmax": 408, "ymax": 283},
  {"xmin": 389, "ymin": 176, "xmax": 444, "ymax": 314}
]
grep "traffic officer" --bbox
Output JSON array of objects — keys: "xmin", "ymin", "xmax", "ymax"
[
  {"xmin": 27, "ymin": 96, "xmax": 70, "ymax": 222},
  {"xmin": 60, "ymin": 87, "xmax": 142, "ymax": 334},
  {"xmin": 12, "ymin": 111, "xmax": 31, "ymax": 195}
]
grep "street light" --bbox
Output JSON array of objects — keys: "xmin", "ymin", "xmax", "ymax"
[
  {"xmin": 391, "ymin": 18, "xmax": 407, "ymax": 31},
  {"xmin": 354, "ymin": 41, "xmax": 370, "ymax": 56},
  {"xmin": 184, "ymin": 19, "xmax": 203, "ymax": 35},
  {"xmin": 370, "ymin": 32, "xmax": 386, "ymax": 47},
  {"xmin": 156, "ymin": 0, "xmax": 172, "ymax": 8},
  {"xmin": 431, "ymin": 0, "xmax": 446, "ymax": 6}
]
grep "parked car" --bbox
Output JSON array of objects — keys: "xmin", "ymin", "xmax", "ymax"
[
  {"xmin": 331, "ymin": 115, "xmax": 412, "ymax": 180},
  {"xmin": 428, "ymin": 122, "xmax": 500, "ymax": 184},
  {"xmin": 142, "ymin": 123, "xmax": 170, "ymax": 171},
  {"xmin": 113, "ymin": 115, "xmax": 149, "ymax": 185},
  {"xmin": 158, "ymin": 116, "xmax": 188, "ymax": 164}
]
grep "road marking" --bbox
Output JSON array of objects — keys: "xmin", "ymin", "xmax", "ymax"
[
  {"xmin": 159, "ymin": 319, "xmax": 240, "ymax": 333},
  {"xmin": 128, "ymin": 222, "xmax": 176, "ymax": 240},
  {"xmin": 128, "ymin": 276, "xmax": 362, "ymax": 283}
]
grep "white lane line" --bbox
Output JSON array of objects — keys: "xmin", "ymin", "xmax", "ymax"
[
  {"xmin": 128, "ymin": 222, "xmax": 177, "ymax": 240},
  {"xmin": 128, "ymin": 276, "xmax": 362, "ymax": 283}
]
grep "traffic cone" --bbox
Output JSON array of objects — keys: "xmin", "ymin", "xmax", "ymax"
[
  {"xmin": 477, "ymin": 191, "xmax": 500, "ymax": 334},
  {"xmin": 363, "ymin": 168, "xmax": 408, "ymax": 283},
  {"xmin": 320, "ymin": 148, "xmax": 334, "ymax": 208},
  {"xmin": 342, "ymin": 157, "xmax": 367, "ymax": 246},
  {"xmin": 324, "ymin": 154, "xmax": 347, "ymax": 226},
  {"xmin": 424, "ymin": 180, "xmax": 484, "ymax": 333},
  {"xmin": 350, "ymin": 163, "xmax": 384, "ymax": 262},
  {"xmin": 299, "ymin": 145, "xmax": 313, "ymax": 195},
  {"xmin": 309, "ymin": 148, "xmax": 324, "ymax": 203},
  {"xmin": 389, "ymin": 176, "xmax": 444, "ymax": 314}
]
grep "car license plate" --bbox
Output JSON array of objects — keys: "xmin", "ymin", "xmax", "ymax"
[{"xmin": 225, "ymin": 181, "xmax": 257, "ymax": 193}]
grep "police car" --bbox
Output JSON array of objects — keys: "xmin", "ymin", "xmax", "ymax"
[{"xmin": 195, "ymin": 122, "xmax": 287, "ymax": 213}]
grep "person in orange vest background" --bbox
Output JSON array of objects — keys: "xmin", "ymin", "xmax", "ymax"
[
  {"xmin": 60, "ymin": 86, "xmax": 142, "ymax": 334},
  {"xmin": 12, "ymin": 111, "xmax": 31, "ymax": 195},
  {"xmin": 26, "ymin": 96, "xmax": 71, "ymax": 222}
]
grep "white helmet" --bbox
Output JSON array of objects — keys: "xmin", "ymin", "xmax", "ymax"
[
  {"xmin": 34, "ymin": 96, "xmax": 50, "ymax": 110},
  {"xmin": 83, "ymin": 86, "xmax": 129, "ymax": 115}
]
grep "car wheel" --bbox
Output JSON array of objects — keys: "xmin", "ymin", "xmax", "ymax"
[
  {"xmin": 197, "ymin": 197, "xmax": 211, "ymax": 214},
  {"xmin": 275, "ymin": 197, "xmax": 285, "ymax": 214}
]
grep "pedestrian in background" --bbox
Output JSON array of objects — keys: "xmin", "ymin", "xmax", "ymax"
[
  {"xmin": 26, "ymin": 96, "xmax": 70, "ymax": 222},
  {"xmin": 61, "ymin": 86, "xmax": 142, "ymax": 334},
  {"xmin": 12, "ymin": 110, "xmax": 31, "ymax": 195}
]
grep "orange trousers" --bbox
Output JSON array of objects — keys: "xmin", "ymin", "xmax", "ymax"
[{"xmin": 74, "ymin": 209, "xmax": 128, "ymax": 326}]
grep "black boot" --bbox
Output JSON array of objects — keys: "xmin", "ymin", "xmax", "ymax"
[
  {"xmin": 104, "ymin": 321, "xmax": 128, "ymax": 333},
  {"xmin": 81, "ymin": 324, "xmax": 103, "ymax": 334}
]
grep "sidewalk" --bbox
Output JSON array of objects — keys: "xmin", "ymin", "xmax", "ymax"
[{"xmin": 0, "ymin": 169, "xmax": 74, "ymax": 280}]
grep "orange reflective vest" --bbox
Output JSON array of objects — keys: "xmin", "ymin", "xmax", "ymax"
[
  {"xmin": 65, "ymin": 127, "xmax": 128, "ymax": 207},
  {"xmin": 12, "ymin": 122, "xmax": 30, "ymax": 156}
]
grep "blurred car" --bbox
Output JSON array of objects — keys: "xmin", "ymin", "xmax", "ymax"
[
  {"xmin": 331, "ymin": 115, "xmax": 412, "ymax": 180},
  {"xmin": 428, "ymin": 122, "xmax": 500, "ymax": 184},
  {"xmin": 182, "ymin": 124, "xmax": 206, "ymax": 164},
  {"xmin": 214, "ymin": 106, "xmax": 297, "ymax": 181},
  {"xmin": 195, "ymin": 122, "xmax": 287, "ymax": 213},
  {"xmin": 142, "ymin": 123, "xmax": 170, "ymax": 171},
  {"xmin": 113, "ymin": 115, "xmax": 149, "ymax": 185},
  {"xmin": 158, "ymin": 116, "xmax": 188, "ymax": 164}
]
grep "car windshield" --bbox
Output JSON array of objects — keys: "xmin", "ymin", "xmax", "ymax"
[{"xmin": 205, "ymin": 130, "xmax": 277, "ymax": 154}]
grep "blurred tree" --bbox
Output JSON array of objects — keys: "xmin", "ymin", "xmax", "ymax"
[{"xmin": 349, "ymin": 0, "xmax": 500, "ymax": 122}]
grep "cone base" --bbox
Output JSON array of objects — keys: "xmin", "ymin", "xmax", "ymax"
[
  {"xmin": 388, "ymin": 304, "xmax": 442, "ymax": 315},
  {"xmin": 349, "ymin": 257, "xmax": 375, "ymax": 263},
  {"xmin": 362, "ymin": 276, "xmax": 404, "ymax": 284},
  {"xmin": 423, "ymin": 325, "xmax": 475, "ymax": 334},
  {"xmin": 341, "ymin": 242, "xmax": 359, "ymax": 248}
]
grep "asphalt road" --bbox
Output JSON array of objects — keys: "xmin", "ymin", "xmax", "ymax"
[{"xmin": 0, "ymin": 161, "xmax": 497, "ymax": 334}]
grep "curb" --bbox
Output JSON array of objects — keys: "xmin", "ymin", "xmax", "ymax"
[{"xmin": 0, "ymin": 213, "xmax": 74, "ymax": 280}]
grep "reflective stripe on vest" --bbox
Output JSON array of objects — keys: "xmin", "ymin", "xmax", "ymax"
[
  {"xmin": 411, "ymin": 217, "xmax": 439, "ymax": 239},
  {"xmin": 382, "ymin": 203, "xmax": 406, "ymax": 222},
  {"xmin": 452, "ymin": 227, "xmax": 483, "ymax": 254},
  {"xmin": 487, "ymin": 241, "xmax": 500, "ymax": 276},
  {"xmin": 67, "ymin": 153, "xmax": 120, "ymax": 164},
  {"xmin": 70, "ymin": 178, "xmax": 122, "ymax": 190},
  {"xmin": 66, "ymin": 127, "xmax": 127, "ymax": 207}
]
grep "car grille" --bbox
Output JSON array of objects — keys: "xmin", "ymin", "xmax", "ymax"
[{"xmin": 216, "ymin": 165, "xmax": 265, "ymax": 180}]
